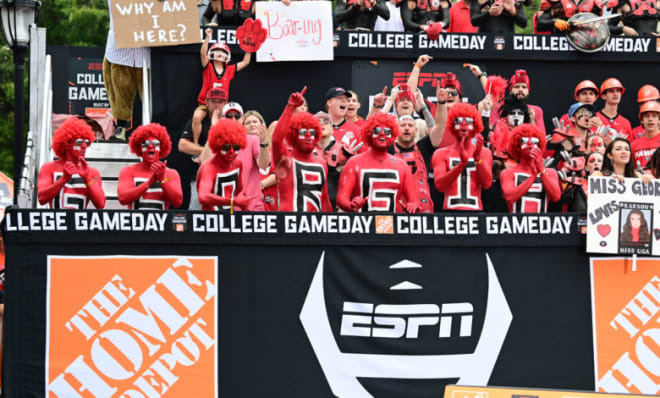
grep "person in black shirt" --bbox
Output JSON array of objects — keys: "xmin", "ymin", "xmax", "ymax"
[
  {"xmin": 470, "ymin": 0, "xmax": 527, "ymax": 33},
  {"xmin": 335, "ymin": 0, "xmax": 391, "ymax": 30}
]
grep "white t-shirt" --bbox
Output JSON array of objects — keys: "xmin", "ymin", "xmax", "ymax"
[{"xmin": 374, "ymin": 1, "xmax": 405, "ymax": 32}]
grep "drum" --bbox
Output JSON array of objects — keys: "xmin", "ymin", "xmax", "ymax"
[{"xmin": 566, "ymin": 12, "xmax": 611, "ymax": 53}]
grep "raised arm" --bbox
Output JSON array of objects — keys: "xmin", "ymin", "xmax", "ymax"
[
  {"xmin": 201, "ymin": 28, "xmax": 212, "ymax": 67},
  {"xmin": 236, "ymin": 52, "xmax": 251, "ymax": 72},
  {"xmin": 406, "ymin": 54, "xmax": 433, "ymax": 90},
  {"xmin": 428, "ymin": 85, "xmax": 448, "ymax": 147},
  {"xmin": 272, "ymin": 87, "xmax": 307, "ymax": 167}
]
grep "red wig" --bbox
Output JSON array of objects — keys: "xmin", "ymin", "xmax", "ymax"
[
  {"xmin": 208, "ymin": 118, "xmax": 247, "ymax": 154},
  {"xmin": 446, "ymin": 103, "xmax": 483, "ymax": 138},
  {"xmin": 52, "ymin": 117, "xmax": 95, "ymax": 158},
  {"xmin": 508, "ymin": 124, "xmax": 546, "ymax": 161},
  {"xmin": 129, "ymin": 123, "xmax": 172, "ymax": 158},
  {"xmin": 287, "ymin": 112, "xmax": 322, "ymax": 146},
  {"xmin": 361, "ymin": 112, "xmax": 400, "ymax": 146}
]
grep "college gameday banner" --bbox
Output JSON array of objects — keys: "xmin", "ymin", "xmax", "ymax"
[
  {"xmin": 46, "ymin": 256, "xmax": 217, "ymax": 397},
  {"xmin": 255, "ymin": 1, "xmax": 333, "ymax": 62},
  {"xmin": 586, "ymin": 177, "xmax": 660, "ymax": 256},
  {"xmin": 591, "ymin": 257, "xmax": 660, "ymax": 395},
  {"xmin": 3, "ymin": 209, "xmax": 593, "ymax": 397},
  {"xmin": 110, "ymin": 0, "xmax": 200, "ymax": 48},
  {"xmin": 67, "ymin": 56, "xmax": 111, "ymax": 117},
  {"xmin": 444, "ymin": 384, "xmax": 653, "ymax": 398}
]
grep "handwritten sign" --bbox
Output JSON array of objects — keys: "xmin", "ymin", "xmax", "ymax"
[
  {"xmin": 110, "ymin": 0, "xmax": 201, "ymax": 49},
  {"xmin": 587, "ymin": 176, "xmax": 660, "ymax": 256},
  {"xmin": 255, "ymin": 1, "xmax": 333, "ymax": 62}
]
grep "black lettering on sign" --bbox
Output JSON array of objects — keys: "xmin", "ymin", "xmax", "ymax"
[
  {"xmin": 293, "ymin": 160, "xmax": 326, "ymax": 212},
  {"xmin": 361, "ymin": 169, "xmax": 400, "ymax": 212}
]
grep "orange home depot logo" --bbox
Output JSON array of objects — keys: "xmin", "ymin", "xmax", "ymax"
[
  {"xmin": 375, "ymin": 215, "xmax": 394, "ymax": 234},
  {"xmin": 46, "ymin": 256, "xmax": 217, "ymax": 398},
  {"xmin": 591, "ymin": 257, "xmax": 660, "ymax": 395}
]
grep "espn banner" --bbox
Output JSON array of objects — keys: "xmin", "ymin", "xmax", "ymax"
[
  {"xmin": 586, "ymin": 177, "xmax": 660, "ymax": 256},
  {"xmin": 3, "ymin": 210, "xmax": 592, "ymax": 397},
  {"xmin": 591, "ymin": 257, "xmax": 660, "ymax": 395},
  {"xmin": 444, "ymin": 384, "xmax": 653, "ymax": 398}
]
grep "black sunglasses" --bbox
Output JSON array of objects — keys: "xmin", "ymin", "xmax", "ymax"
[{"xmin": 222, "ymin": 144, "xmax": 241, "ymax": 151}]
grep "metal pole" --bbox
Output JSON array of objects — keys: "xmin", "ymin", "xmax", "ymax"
[{"xmin": 12, "ymin": 46, "xmax": 26, "ymax": 205}]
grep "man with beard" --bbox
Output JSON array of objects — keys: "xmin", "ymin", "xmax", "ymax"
[
  {"xmin": 388, "ymin": 85, "xmax": 449, "ymax": 213},
  {"xmin": 490, "ymin": 69, "xmax": 545, "ymax": 132},
  {"xmin": 490, "ymin": 95, "xmax": 532, "ymax": 158},
  {"xmin": 272, "ymin": 88, "xmax": 333, "ymax": 212},
  {"xmin": 596, "ymin": 78, "xmax": 633, "ymax": 140},
  {"xmin": 632, "ymin": 101, "xmax": 660, "ymax": 168},
  {"xmin": 38, "ymin": 118, "xmax": 106, "ymax": 209},
  {"xmin": 432, "ymin": 103, "xmax": 493, "ymax": 211},
  {"xmin": 500, "ymin": 124, "xmax": 561, "ymax": 213},
  {"xmin": 337, "ymin": 113, "xmax": 420, "ymax": 213},
  {"xmin": 326, "ymin": 87, "xmax": 362, "ymax": 147}
]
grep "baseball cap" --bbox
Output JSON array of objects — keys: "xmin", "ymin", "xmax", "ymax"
[
  {"xmin": 222, "ymin": 102, "xmax": 244, "ymax": 117},
  {"xmin": 207, "ymin": 88, "xmax": 228, "ymax": 101},
  {"xmin": 325, "ymin": 87, "xmax": 352, "ymax": 101},
  {"xmin": 568, "ymin": 102, "xmax": 595, "ymax": 118}
]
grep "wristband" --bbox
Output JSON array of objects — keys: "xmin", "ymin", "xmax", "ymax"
[
  {"xmin": 260, "ymin": 142, "xmax": 269, "ymax": 148},
  {"xmin": 230, "ymin": 197, "xmax": 235, "ymax": 215},
  {"xmin": 161, "ymin": 177, "xmax": 171, "ymax": 185},
  {"xmin": 86, "ymin": 177, "xmax": 98, "ymax": 187},
  {"xmin": 415, "ymin": 62, "xmax": 423, "ymax": 69},
  {"xmin": 540, "ymin": 169, "xmax": 546, "ymax": 175},
  {"xmin": 476, "ymin": 159, "xmax": 483, "ymax": 165}
]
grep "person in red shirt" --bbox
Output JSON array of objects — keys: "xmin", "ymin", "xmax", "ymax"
[
  {"xmin": 326, "ymin": 87, "xmax": 361, "ymax": 146},
  {"xmin": 432, "ymin": 103, "xmax": 493, "ymax": 211},
  {"xmin": 448, "ymin": 0, "xmax": 479, "ymax": 32},
  {"xmin": 500, "ymin": 124, "xmax": 561, "ymax": 213},
  {"xmin": 191, "ymin": 29, "xmax": 252, "ymax": 150},
  {"xmin": 272, "ymin": 88, "xmax": 333, "ymax": 212},
  {"xmin": 337, "ymin": 113, "xmax": 420, "ymax": 213},
  {"xmin": 117, "ymin": 123, "xmax": 183, "ymax": 210},
  {"xmin": 596, "ymin": 78, "xmax": 633, "ymax": 140},
  {"xmin": 631, "ymin": 84, "xmax": 659, "ymax": 141},
  {"xmin": 552, "ymin": 102, "xmax": 595, "ymax": 154},
  {"xmin": 38, "ymin": 118, "xmax": 106, "ymax": 209},
  {"xmin": 346, "ymin": 90, "xmax": 365, "ymax": 128},
  {"xmin": 631, "ymin": 101, "xmax": 660, "ymax": 168},
  {"xmin": 197, "ymin": 119, "xmax": 253, "ymax": 211}
]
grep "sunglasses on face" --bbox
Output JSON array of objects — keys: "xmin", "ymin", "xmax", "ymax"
[
  {"xmin": 319, "ymin": 119, "xmax": 331, "ymax": 125},
  {"xmin": 520, "ymin": 137, "xmax": 540, "ymax": 146},
  {"xmin": 225, "ymin": 113, "xmax": 241, "ymax": 120},
  {"xmin": 141, "ymin": 139, "xmax": 161, "ymax": 149},
  {"xmin": 298, "ymin": 128, "xmax": 317, "ymax": 138},
  {"xmin": 72, "ymin": 138, "xmax": 91, "ymax": 146},
  {"xmin": 372, "ymin": 127, "xmax": 392, "ymax": 137},
  {"xmin": 447, "ymin": 90, "xmax": 460, "ymax": 97},
  {"xmin": 455, "ymin": 117, "xmax": 474, "ymax": 124},
  {"xmin": 222, "ymin": 144, "xmax": 241, "ymax": 151},
  {"xmin": 576, "ymin": 111, "xmax": 593, "ymax": 119}
]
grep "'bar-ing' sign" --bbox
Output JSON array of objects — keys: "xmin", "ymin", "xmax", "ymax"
[
  {"xmin": 110, "ymin": 0, "xmax": 201, "ymax": 49},
  {"xmin": 255, "ymin": 1, "xmax": 334, "ymax": 62}
]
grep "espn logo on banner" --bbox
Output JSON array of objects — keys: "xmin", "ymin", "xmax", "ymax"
[{"xmin": 46, "ymin": 256, "xmax": 217, "ymax": 397}]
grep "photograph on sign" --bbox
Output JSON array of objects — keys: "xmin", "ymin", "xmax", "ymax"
[
  {"xmin": 110, "ymin": 0, "xmax": 201, "ymax": 49},
  {"xmin": 255, "ymin": 1, "xmax": 333, "ymax": 62}
]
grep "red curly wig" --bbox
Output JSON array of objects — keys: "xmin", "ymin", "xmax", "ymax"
[
  {"xmin": 508, "ymin": 124, "xmax": 546, "ymax": 161},
  {"xmin": 208, "ymin": 118, "xmax": 247, "ymax": 154},
  {"xmin": 361, "ymin": 112, "xmax": 400, "ymax": 146},
  {"xmin": 287, "ymin": 112, "xmax": 322, "ymax": 146},
  {"xmin": 446, "ymin": 103, "xmax": 483, "ymax": 138},
  {"xmin": 52, "ymin": 117, "xmax": 95, "ymax": 158},
  {"xmin": 129, "ymin": 123, "xmax": 172, "ymax": 158}
]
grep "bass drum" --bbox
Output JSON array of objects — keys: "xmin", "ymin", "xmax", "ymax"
[{"xmin": 566, "ymin": 12, "xmax": 611, "ymax": 53}]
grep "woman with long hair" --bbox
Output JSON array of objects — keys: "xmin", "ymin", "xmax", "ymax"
[
  {"xmin": 621, "ymin": 209, "xmax": 651, "ymax": 243},
  {"xmin": 592, "ymin": 137, "xmax": 649, "ymax": 182}
]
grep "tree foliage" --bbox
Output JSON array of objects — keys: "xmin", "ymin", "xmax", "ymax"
[{"xmin": 0, "ymin": 0, "xmax": 109, "ymax": 178}]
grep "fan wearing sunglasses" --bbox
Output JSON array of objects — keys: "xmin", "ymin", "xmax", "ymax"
[
  {"xmin": 271, "ymin": 87, "xmax": 333, "ymax": 212},
  {"xmin": 337, "ymin": 112, "xmax": 420, "ymax": 213},
  {"xmin": 38, "ymin": 118, "xmax": 106, "ymax": 209},
  {"xmin": 432, "ymin": 103, "xmax": 492, "ymax": 210},
  {"xmin": 117, "ymin": 123, "xmax": 182, "ymax": 210},
  {"xmin": 500, "ymin": 124, "xmax": 561, "ymax": 213},
  {"xmin": 197, "ymin": 119, "xmax": 255, "ymax": 211}
]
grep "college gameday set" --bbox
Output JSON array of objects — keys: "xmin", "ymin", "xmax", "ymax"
[{"xmin": 2, "ymin": 0, "xmax": 660, "ymax": 398}]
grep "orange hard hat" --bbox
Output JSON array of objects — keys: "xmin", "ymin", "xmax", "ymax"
[
  {"xmin": 574, "ymin": 80, "xmax": 599, "ymax": 100},
  {"xmin": 638, "ymin": 85, "xmax": 660, "ymax": 103},
  {"xmin": 639, "ymin": 101, "xmax": 660, "ymax": 120},
  {"xmin": 600, "ymin": 78, "xmax": 625, "ymax": 95}
]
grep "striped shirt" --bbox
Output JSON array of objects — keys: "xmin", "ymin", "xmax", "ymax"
[{"xmin": 104, "ymin": 0, "xmax": 151, "ymax": 68}]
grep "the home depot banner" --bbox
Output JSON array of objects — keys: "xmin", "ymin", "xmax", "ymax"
[
  {"xmin": 45, "ymin": 256, "xmax": 217, "ymax": 397},
  {"xmin": 587, "ymin": 177, "xmax": 660, "ymax": 256},
  {"xmin": 591, "ymin": 257, "xmax": 660, "ymax": 395},
  {"xmin": 3, "ymin": 210, "xmax": 592, "ymax": 398}
]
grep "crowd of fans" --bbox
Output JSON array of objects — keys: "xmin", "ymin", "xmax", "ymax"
[
  {"xmin": 40, "ymin": 44, "xmax": 660, "ymax": 213},
  {"xmin": 196, "ymin": 0, "xmax": 660, "ymax": 35}
]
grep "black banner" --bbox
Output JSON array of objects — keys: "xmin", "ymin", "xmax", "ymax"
[
  {"xmin": 66, "ymin": 56, "xmax": 110, "ymax": 117},
  {"xmin": 3, "ymin": 209, "xmax": 593, "ymax": 397}
]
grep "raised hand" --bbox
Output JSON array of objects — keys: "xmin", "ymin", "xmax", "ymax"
[
  {"xmin": 473, "ymin": 134, "xmax": 484, "ymax": 161},
  {"xmin": 373, "ymin": 86, "xmax": 388, "ymax": 108},
  {"xmin": 288, "ymin": 86, "xmax": 307, "ymax": 108},
  {"xmin": 150, "ymin": 161, "xmax": 166, "ymax": 181},
  {"xmin": 459, "ymin": 139, "xmax": 469, "ymax": 164},
  {"xmin": 436, "ymin": 85, "xmax": 449, "ymax": 103}
]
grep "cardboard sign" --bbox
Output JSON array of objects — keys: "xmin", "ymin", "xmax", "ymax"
[
  {"xmin": 110, "ymin": 0, "xmax": 201, "ymax": 49},
  {"xmin": 255, "ymin": 1, "xmax": 333, "ymax": 62},
  {"xmin": 46, "ymin": 256, "xmax": 217, "ymax": 397},
  {"xmin": 591, "ymin": 257, "xmax": 660, "ymax": 395},
  {"xmin": 445, "ymin": 384, "xmax": 653, "ymax": 398},
  {"xmin": 587, "ymin": 176, "xmax": 660, "ymax": 256},
  {"xmin": 0, "ymin": 172, "xmax": 13, "ymax": 222}
]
